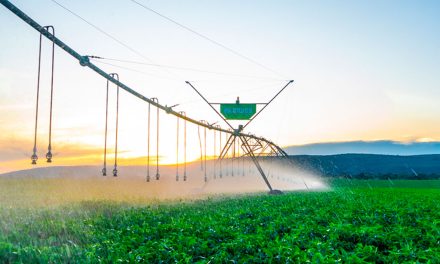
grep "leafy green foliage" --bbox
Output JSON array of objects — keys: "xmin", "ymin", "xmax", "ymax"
[{"xmin": 1, "ymin": 180, "xmax": 439, "ymax": 263}]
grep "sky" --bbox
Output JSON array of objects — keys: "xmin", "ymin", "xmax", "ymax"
[{"xmin": 1, "ymin": 0, "xmax": 439, "ymax": 173}]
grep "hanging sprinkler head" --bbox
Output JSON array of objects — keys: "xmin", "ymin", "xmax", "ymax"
[
  {"xmin": 46, "ymin": 146, "xmax": 52, "ymax": 163},
  {"xmin": 31, "ymin": 152, "xmax": 38, "ymax": 165}
]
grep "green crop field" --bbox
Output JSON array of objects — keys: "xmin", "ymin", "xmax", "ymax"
[{"xmin": 0, "ymin": 179, "xmax": 439, "ymax": 263}]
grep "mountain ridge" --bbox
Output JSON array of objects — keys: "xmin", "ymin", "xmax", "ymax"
[
  {"xmin": 287, "ymin": 153, "xmax": 440, "ymax": 179},
  {"xmin": 284, "ymin": 140, "xmax": 440, "ymax": 156}
]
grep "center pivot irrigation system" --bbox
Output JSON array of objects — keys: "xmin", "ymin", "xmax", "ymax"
[{"xmin": 2, "ymin": 0, "xmax": 298, "ymax": 194}]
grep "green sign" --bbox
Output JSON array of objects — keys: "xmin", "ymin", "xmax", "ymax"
[{"xmin": 220, "ymin": 103, "xmax": 257, "ymax": 120}]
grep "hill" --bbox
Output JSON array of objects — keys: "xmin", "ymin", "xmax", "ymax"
[
  {"xmin": 285, "ymin": 140, "xmax": 440, "ymax": 155},
  {"xmin": 288, "ymin": 154, "xmax": 440, "ymax": 179}
]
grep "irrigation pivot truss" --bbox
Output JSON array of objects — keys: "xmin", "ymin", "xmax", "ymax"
[{"xmin": 1, "ymin": 0, "xmax": 295, "ymax": 194}]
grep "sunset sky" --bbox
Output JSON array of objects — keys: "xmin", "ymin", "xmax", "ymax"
[{"xmin": 1, "ymin": 0, "xmax": 439, "ymax": 173}]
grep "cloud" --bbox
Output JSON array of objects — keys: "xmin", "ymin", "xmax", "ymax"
[
  {"xmin": 0, "ymin": 136, "xmax": 103, "ymax": 162},
  {"xmin": 0, "ymin": 135, "xmax": 172, "ymax": 174}
]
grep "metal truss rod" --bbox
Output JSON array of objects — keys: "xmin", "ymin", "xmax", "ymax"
[
  {"xmin": 217, "ymin": 134, "xmax": 235, "ymax": 161},
  {"xmin": 185, "ymin": 81, "xmax": 234, "ymax": 131},
  {"xmin": 239, "ymin": 136, "xmax": 273, "ymax": 192},
  {"xmin": 257, "ymin": 142, "xmax": 271, "ymax": 157},
  {"xmin": 242, "ymin": 80, "xmax": 294, "ymax": 130}
]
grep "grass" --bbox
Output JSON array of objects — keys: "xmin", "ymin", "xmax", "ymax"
[{"xmin": 0, "ymin": 179, "xmax": 439, "ymax": 263}]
